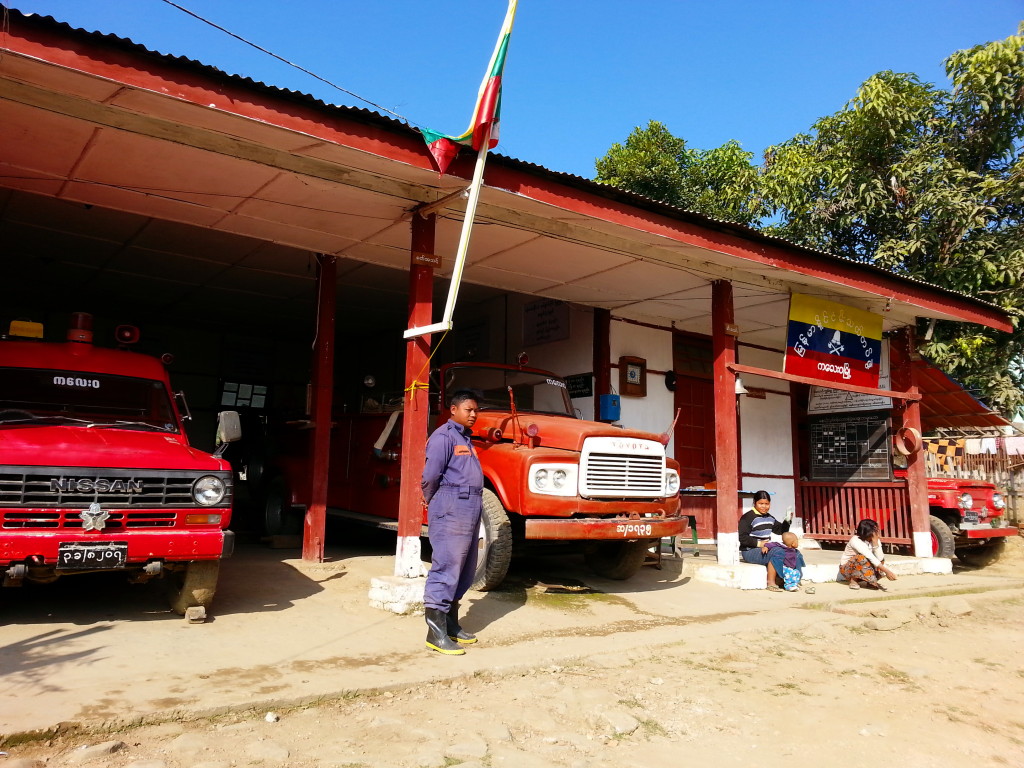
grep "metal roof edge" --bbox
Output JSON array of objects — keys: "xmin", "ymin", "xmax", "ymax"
[{"xmin": 6, "ymin": 9, "xmax": 1013, "ymax": 325}]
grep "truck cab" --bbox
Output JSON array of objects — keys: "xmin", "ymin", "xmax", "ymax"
[
  {"xmin": 924, "ymin": 477, "xmax": 1012, "ymax": 563},
  {"xmin": 0, "ymin": 314, "xmax": 239, "ymax": 615},
  {"xmin": 263, "ymin": 361, "xmax": 686, "ymax": 588}
]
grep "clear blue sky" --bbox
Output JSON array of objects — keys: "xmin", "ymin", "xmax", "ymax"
[{"xmin": 7, "ymin": 1, "xmax": 1023, "ymax": 178}]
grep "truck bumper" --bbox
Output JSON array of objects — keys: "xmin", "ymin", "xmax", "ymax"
[
  {"xmin": 961, "ymin": 527, "xmax": 1017, "ymax": 540},
  {"xmin": 0, "ymin": 529, "xmax": 227, "ymax": 565},
  {"xmin": 524, "ymin": 514, "xmax": 689, "ymax": 541}
]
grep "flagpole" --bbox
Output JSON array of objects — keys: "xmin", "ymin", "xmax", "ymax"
[{"xmin": 404, "ymin": 122, "xmax": 493, "ymax": 340}]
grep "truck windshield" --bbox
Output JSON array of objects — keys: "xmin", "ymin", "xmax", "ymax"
[
  {"xmin": 444, "ymin": 366, "xmax": 574, "ymax": 417},
  {"xmin": 0, "ymin": 367, "xmax": 179, "ymax": 432}
]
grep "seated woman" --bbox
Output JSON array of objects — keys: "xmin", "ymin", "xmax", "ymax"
[
  {"xmin": 839, "ymin": 519, "xmax": 898, "ymax": 590},
  {"xmin": 738, "ymin": 490, "xmax": 792, "ymax": 591}
]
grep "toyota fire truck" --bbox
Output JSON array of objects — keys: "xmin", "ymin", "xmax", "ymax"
[
  {"xmin": 261, "ymin": 361, "xmax": 687, "ymax": 589},
  {"xmin": 0, "ymin": 313, "xmax": 239, "ymax": 614}
]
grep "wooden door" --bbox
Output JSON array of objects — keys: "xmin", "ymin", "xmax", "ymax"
[{"xmin": 672, "ymin": 334, "xmax": 716, "ymax": 538}]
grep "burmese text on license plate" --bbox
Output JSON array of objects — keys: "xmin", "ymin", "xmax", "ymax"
[{"xmin": 57, "ymin": 542, "xmax": 128, "ymax": 569}]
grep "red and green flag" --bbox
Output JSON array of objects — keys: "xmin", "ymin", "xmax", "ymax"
[{"xmin": 422, "ymin": 0, "xmax": 518, "ymax": 175}]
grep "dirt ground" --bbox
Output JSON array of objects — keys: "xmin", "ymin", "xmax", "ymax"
[{"xmin": 3, "ymin": 536, "xmax": 1024, "ymax": 768}]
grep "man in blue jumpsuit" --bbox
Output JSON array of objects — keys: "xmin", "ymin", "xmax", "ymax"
[{"xmin": 421, "ymin": 389, "xmax": 483, "ymax": 655}]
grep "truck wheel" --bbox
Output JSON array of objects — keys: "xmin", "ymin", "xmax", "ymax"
[
  {"xmin": 264, "ymin": 477, "xmax": 303, "ymax": 536},
  {"xmin": 472, "ymin": 490, "xmax": 513, "ymax": 591},
  {"xmin": 956, "ymin": 538, "xmax": 1006, "ymax": 567},
  {"xmin": 929, "ymin": 515, "xmax": 956, "ymax": 558},
  {"xmin": 166, "ymin": 561, "xmax": 220, "ymax": 615},
  {"xmin": 584, "ymin": 538, "xmax": 653, "ymax": 580}
]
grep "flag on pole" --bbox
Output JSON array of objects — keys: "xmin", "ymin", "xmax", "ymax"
[{"xmin": 422, "ymin": 0, "xmax": 518, "ymax": 174}]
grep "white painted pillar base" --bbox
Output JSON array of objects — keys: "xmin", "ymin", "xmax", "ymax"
[
  {"xmin": 912, "ymin": 531, "xmax": 933, "ymax": 558},
  {"xmin": 716, "ymin": 531, "xmax": 740, "ymax": 565},
  {"xmin": 394, "ymin": 535, "xmax": 425, "ymax": 578},
  {"xmin": 368, "ymin": 575, "xmax": 425, "ymax": 614}
]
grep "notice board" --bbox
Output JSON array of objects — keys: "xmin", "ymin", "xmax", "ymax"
[{"xmin": 809, "ymin": 411, "xmax": 892, "ymax": 481}]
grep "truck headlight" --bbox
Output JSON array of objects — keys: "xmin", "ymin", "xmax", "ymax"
[
  {"xmin": 991, "ymin": 492, "xmax": 1005, "ymax": 510},
  {"xmin": 958, "ymin": 492, "xmax": 974, "ymax": 510},
  {"xmin": 664, "ymin": 470, "xmax": 680, "ymax": 496},
  {"xmin": 529, "ymin": 464, "xmax": 578, "ymax": 497},
  {"xmin": 193, "ymin": 475, "xmax": 227, "ymax": 506}
]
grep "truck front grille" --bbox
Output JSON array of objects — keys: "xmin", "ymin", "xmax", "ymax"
[
  {"xmin": 0, "ymin": 466, "xmax": 231, "ymax": 529},
  {"xmin": 579, "ymin": 437, "xmax": 666, "ymax": 498},
  {"xmin": 2, "ymin": 510, "xmax": 178, "ymax": 529},
  {"xmin": 583, "ymin": 453, "xmax": 664, "ymax": 495}
]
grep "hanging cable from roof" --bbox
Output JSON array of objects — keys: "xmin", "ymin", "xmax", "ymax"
[{"xmin": 157, "ymin": 0, "xmax": 411, "ymax": 123}]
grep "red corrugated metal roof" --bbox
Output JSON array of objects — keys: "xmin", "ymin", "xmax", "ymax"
[{"xmin": 913, "ymin": 358, "xmax": 1010, "ymax": 431}]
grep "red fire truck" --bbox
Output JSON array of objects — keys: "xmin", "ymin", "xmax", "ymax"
[
  {"xmin": 262, "ymin": 361, "xmax": 686, "ymax": 588},
  {"xmin": 0, "ymin": 314, "xmax": 239, "ymax": 614},
  {"xmin": 925, "ymin": 477, "xmax": 1013, "ymax": 564}
]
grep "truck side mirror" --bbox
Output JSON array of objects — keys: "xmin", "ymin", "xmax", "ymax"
[{"xmin": 216, "ymin": 410, "xmax": 242, "ymax": 445}]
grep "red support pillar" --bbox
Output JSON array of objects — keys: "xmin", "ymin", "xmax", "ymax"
[
  {"xmin": 594, "ymin": 308, "xmax": 611, "ymax": 421},
  {"xmin": 394, "ymin": 214, "xmax": 436, "ymax": 577},
  {"xmin": 892, "ymin": 327, "xmax": 930, "ymax": 555},
  {"xmin": 711, "ymin": 279, "xmax": 740, "ymax": 564},
  {"xmin": 303, "ymin": 253, "xmax": 336, "ymax": 562}
]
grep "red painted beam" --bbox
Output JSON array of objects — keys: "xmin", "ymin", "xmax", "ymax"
[
  {"xmin": 593, "ymin": 309, "xmax": 611, "ymax": 421},
  {"xmin": 303, "ymin": 254, "xmax": 336, "ymax": 562},
  {"xmin": 890, "ymin": 328, "xmax": 929, "ymax": 552},
  {"xmin": 397, "ymin": 215, "xmax": 435, "ymax": 548},
  {"xmin": 728, "ymin": 363, "xmax": 923, "ymax": 402},
  {"xmin": 712, "ymin": 280, "xmax": 739, "ymax": 541}
]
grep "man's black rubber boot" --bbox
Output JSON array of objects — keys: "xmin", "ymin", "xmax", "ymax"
[
  {"xmin": 446, "ymin": 600, "xmax": 478, "ymax": 644},
  {"xmin": 425, "ymin": 608, "xmax": 465, "ymax": 655}
]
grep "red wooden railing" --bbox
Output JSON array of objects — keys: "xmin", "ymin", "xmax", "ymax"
[{"xmin": 799, "ymin": 482, "xmax": 912, "ymax": 545}]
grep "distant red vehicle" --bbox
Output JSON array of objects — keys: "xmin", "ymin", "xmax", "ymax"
[
  {"xmin": 263, "ymin": 361, "xmax": 686, "ymax": 588},
  {"xmin": 924, "ymin": 477, "xmax": 1014, "ymax": 564},
  {"xmin": 0, "ymin": 314, "xmax": 239, "ymax": 614}
]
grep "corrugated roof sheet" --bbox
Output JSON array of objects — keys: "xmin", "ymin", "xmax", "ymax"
[{"xmin": 5, "ymin": 9, "xmax": 1012, "ymax": 319}]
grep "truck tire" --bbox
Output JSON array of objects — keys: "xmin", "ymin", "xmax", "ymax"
[
  {"xmin": 584, "ymin": 538, "xmax": 653, "ymax": 580},
  {"xmin": 956, "ymin": 537, "xmax": 1006, "ymax": 567},
  {"xmin": 929, "ymin": 515, "xmax": 956, "ymax": 558},
  {"xmin": 264, "ymin": 477, "xmax": 303, "ymax": 536},
  {"xmin": 167, "ymin": 561, "xmax": 220, "ymax": 615},
  {"xmin": 472, "ymin": 490, "xmax": 513, "ymax": 591}
]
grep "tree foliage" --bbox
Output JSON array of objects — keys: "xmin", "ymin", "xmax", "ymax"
[
  {"xmin": 595, "ymin": 27, "xmax": 1024, "ymax": 416},
  {"xmin": 594, "ymin": 121, "xmax": 767, "ymax": 226}
]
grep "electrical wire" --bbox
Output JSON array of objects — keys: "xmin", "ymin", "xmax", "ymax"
[{"xmin": 157, "ymin": 0, "xmax": 411, "ymax": 124}]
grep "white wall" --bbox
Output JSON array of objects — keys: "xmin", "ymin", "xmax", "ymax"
[
  {"xmin": 466, "ymin": 294, "xmax": 597, "ymax": 420},
  {"xmin": 610, "ymin": 319, "xmax": 675, "ymax": 447},
  {"xmin": 737, "ymin": 345, "xmax": 796, "ymax": 521}
]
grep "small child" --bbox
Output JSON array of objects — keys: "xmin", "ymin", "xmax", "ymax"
[{"xmin": 765, "ymin": 532, "xmax": 806, "ymax": 592}]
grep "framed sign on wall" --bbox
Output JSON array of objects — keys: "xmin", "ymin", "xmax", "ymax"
[{"xmin": 618, "ymin": 355, "xmax": 647, "ymax": 397}]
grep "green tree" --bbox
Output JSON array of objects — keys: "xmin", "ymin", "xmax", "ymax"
[
  {"xmin": 594, "ymin": 121, "xmax": 767, "ymax": 227},
  {"xmin": 595, "ymin": 28, "xmax": 1024, "ymax": 416},
  {"xmin": 761, "ymin": 26, "xmax": 1024, "ymax": 416}
]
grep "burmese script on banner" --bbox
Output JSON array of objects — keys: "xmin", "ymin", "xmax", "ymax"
[{"xmin": 784, "ymin": 293, "xmax": 883, "ymax": 388}]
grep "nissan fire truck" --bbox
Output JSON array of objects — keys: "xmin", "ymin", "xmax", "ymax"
[
  {"xmin": 261, "ymin": 361, "xmax": 687, "ymax": 589},
  {"xmin": 0, "ymin": 313, "xmax": 239, "ymax": 614}
]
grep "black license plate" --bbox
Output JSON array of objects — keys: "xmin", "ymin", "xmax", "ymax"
[
  {"xmin": 56, "ymin": 541, "xmax": 129, "ymax": 570},
  {"xmin": 963, "ymin": 511, "xmax": 979, "ymax": 524}
]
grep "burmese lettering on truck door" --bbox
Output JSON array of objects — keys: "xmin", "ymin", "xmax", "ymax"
[{"xmin": 0, "ymin": 313, "xmax": 240, "ymax": 616}]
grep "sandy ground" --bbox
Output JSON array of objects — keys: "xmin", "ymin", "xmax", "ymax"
[{"xmin": 2, "ymin": 532, "xmax": 1023, "ymax": 768}]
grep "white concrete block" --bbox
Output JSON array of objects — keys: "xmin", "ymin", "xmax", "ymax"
[
  {"xmin": 918, "ymin": 557, "xmax": 953, "ymax": 575},
  {"xmin": 802, "ymin": 563, "xmax": 839, "ymax": 583},
  {"xmin": 716, "ymin": 531, "xmax": 740, "ymax": 565},
  {"xmin": 368, "ymin": 575, "xmax": 425, "ymax": 614},
  {"xmin": 689, "ymin": 561, "xmax": 767, "ymax": 590}
]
